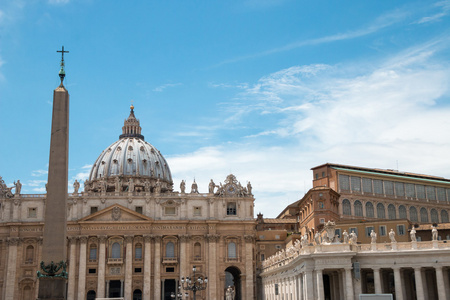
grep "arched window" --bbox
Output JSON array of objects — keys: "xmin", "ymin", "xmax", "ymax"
[
  {"xmin": 89, "ymin": 244, "xmax": 97, "ymax": 260},
  {"xmin": 87, "ymin": 290, "xmax": 96, "ymax": 300},
  {"xmin": 228, "ymin": 242, "xmax": 237, "ymax": 259},
  {"xmin": 194, "ymin": 242, "xmax": 201, "ymax": 259},
  {"xmin": 399, "ymin": 205, "xmax": 407, "ymax": 219},
  {"xmin": 420, "ymin": 207, "xmax": 428, "ymax": 223},
  {"xmin": 388, "ymin": 204, "xmax": 396, "ymax": 220},
  {"xmin": 354, "ymin": 200, "xmax": 363, "ymax": 217},
  {"xmin": 441, "ymin": 210, "xmax": 449, "ymax": 223},
  {"xmin": 135, "ymin": 243, "xmax": 142, "ymax": 259},
  {"xmin": 166, "ymin": 242, "xmax": 175, "ymax": 258},
  {"xmin": 342, "ymin": 199, "xmax": 351, "ymax": 216},
  {"xmin": 365, "ymin": 202, "xmax": 374, "ymax": 218},
  {"xmin": 133, "ymin": 289, "xmax": 142, "ymax": 300},
  {"xmin": 377, "ymin": 203, "xmax": 385, "ymax": 219},
  {"xmin": 23, "ymin": 286, "xmax": 32, "ymax": 300},
  {"xmin": 410, "ymin": 206, "xmax": 418, "ymax": 222},
  {"xmin": 26, "ymin": 245, "xmax": 34, "ymax": 263},
  {"xmin": 111, "ymin": 242, "xmax": 121, "ymax": 258},
  {"xmin": 431, "ymin": 209, "xmax": 439, "ymax": 223}
]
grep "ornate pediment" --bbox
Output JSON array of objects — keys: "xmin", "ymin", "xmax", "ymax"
[
  {"xmin": 79, "ymin": 204, "xmax": 152, "ymax": 222},
  {"xmin": 214, "ymin": 174, "xmax": 252, "ymax": 197}
]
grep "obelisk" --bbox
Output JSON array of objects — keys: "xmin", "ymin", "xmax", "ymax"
[{"xmin": 37, "ymin": 46, "xmax": 70, "ymax": 300}]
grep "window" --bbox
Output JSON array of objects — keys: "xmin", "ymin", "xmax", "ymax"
[
  {"xmin": 28, "ymin": 208, "xmax": 37, "ymax": 218},
  {"xmin": 26, "ymin": 245, "xmax": 34, "ymax": 262},
  {"xmin": 397, "ymin": 225, "xmax": 405, "ymax": 235},
  {"xmin": 259, "ymin": 235, "xmax": 265, "ymax": 240},
  {"xmin": 275, "ymin": 235, "xmax": 280, "ymax": 239},
  {"xmin": 399, "ymin": 205, "xmax": 407, "ymax": 219},
  {"xmin": 315, "ymin": 173, "xmax": 319, "ymax": 180},
  {"xmin": 437, "ymin": 188, "xmax": 446, "ymax": 201},
  {"xmin": 227, "ymin": 202, "xmax": 237, "ymax": 216},
  {"xmin": 165, "ymin": 207, "xmax": 176, "ymax": 215},
  {"xmin": 135, "ymin": 206, "xmax": 143, "ymax": 214},
  {"xmin": 354, "ymin": 200, "xmax": 363, "ymax": 217},
  {"xmin": 322, "ymin": 171, "xmax": 325, "ymax": 177},
  {"xmin": 366, "ymin": 226, "xmax": 374, "ymax": 237},
  {"xmin": 377, "ymin": 203, "xmax": 385, "ymax": 219},
  {"xmin": 366, "ymin": 202, "xmax": 374, "ymax": 218},
  {"xmin": 395, "ymin": 182, "xmax": 404, "ymax": 197},
  {"xmin": 194, "ymin": 242, "xmax": 201, "ymax": 260},
  {"xmin": 135, "ymin": 244, "xmax": 142, "ymax": 259},
  {"xmin": 349, "ymin": 227, "xmax": 358, "ymax": 236},
  {"xmin": 362, "ymin": 178, "xmax": 372, "ymax": 193},
  {"xmin": 373, "ymin": 180, "xmax": 383, "ymax": 194},
  {"xmin": 388, "ymin": 204, "xmax": 396, "ymax": 220},
  {"xmin": 335, "ymin": 229, "xmax": 341, "ymax": 238},
  {"xmin": 379, "ymin": 225, "xmax": 386, "ymax": 236},
  {"xmin": 165, "ymin": 242, "xmax": 175, "ymax": 258},
  {"xmin": 90, "ymin": 207, "xmax": 98, "ymax": 214},
  {"xmin": 339, "ymin": 175, "xmax": 350, "ymax": 191},
  {"xmin": 111, "ymin": 242, "xmax": 121, "ymax": 258},
  {"xmin": 88, "ymin": 268, "xmax": 96, "ymax": 274},
  {"xmin": 135, "ymin": 268, "xmax": 142, "ymax": 273},
  {"xmin": 351, "ymin": 176, "xmax": 361, "ymax": 192},
  {"xmin": 275, "ymin": 245, "xmax": 282, "ymax": 249},
  {"xmin": 416, "ymin": 185, "xmax": 426, "ymax": 199},
  {"xmin": 420, "ymin": 207, "xmax": 428, "ymax": 223},
  {"xmin": 405, "ymin": 183, "xmax": 415, "ymax": 198},
  {"xmin": 384, "ymin": 181, "xmax": 394, "ymax": 195},
  {"xmin": 261, "ymin": 254, "xmax": 265, "ymax": 261},
  {"xmin": 431, "ymin": 209, "xmax": 439, "ymax": 223},
  {"xmin": 410, "ymin": 206, "xmax": 418, "ymax": 222},
  {"xmin": 166, "ymin": 267, "xmax": 174, "ymax": 273},
  {"xmin": 193, "ymin": 206, "xmax": 202, "ymax": 216},
  {"xmin": 342, "ymin": 199, "xmax": 351, "ymax": 216},
  {"xmin": 89, "ymin": 244, "xmax": 97, "ymax": 260},
  {"xmin": 228, "ymin": 242, "xmax": 237, "ymax": 258},
  {"xmin": 441, "ymin": 210, "xmax": 449, "ymax": 223},
  {"xmin": 426, "ymin": 186, "xmax": 436, "ymax": 201},
  {"xmin": 320, "ymin": 218, "xmax": 325, "ymax": 224}
]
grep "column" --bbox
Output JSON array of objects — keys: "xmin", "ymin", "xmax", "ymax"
[
  {"xmin": 373, "ymin": 268, "xmax": 382, "ymax": 294},
  {"xmin": 435, "ymin": 266, "xmax": 447, "ymax": 300},
  {"xmin": 298, "ymin": 274, "xmax": 304, "ymax": 300},
  {"xmin": 344, "ymin": 268, "xmax": 354, "ymax": 300},
  {"xmin": 5, "ymin": 237, "xmax": 20, "ymax": 300},
  {"xmin": 97, "ymin": 236, "xmax": 107, "ymax": 298},
  {"xmin": 77, "ymin": 236, "xmax": 88, "ymax": 300},
  {"xmin": 179, "ymin": 235, "xmax": 188, "ymax": 281},
  {"xmin": 124, "ymin": 235, "xmax": 133, "ymax": 299},
  {"xmin": 153, "ymin": 235, "xmax": 162, "ymax": 300},
  {"xmin": 292, "ymin": 276, "xmax": 297, "ymax": 299},
  {"xmin": 304, "ymin": 270, "xmax": 314, "ymax": 300},
  {"xmin": 393, "ymin": 267, "xmax": 404, "ymax": 300},
  {"xmin": 316, "ymin": 269, "xmax": 324, "ymax": 300},
  {"xmin": 244, "ymin": 235, "xmax": 255, "ymax": 300},
  {"xmin": 143, "ymin": 235, "xmax": 152, "ymax": 300},
  {"xmin": 207, "ymin": 234, "xmax": 219, "ymax": 300},
  {"xmin": 67, "ymin": 237, "xmax": 78, "ymax": 300},
  {"xmin": 414, "ymin": 267, "xmax": 425, "ymax": 300},
  {"xmin": 106, "ymin": 280, "xmax": 110, "ymax": 298},
  {"xmin": 339, "ymin": 270, "xmax": 345, "ymax": 300}
]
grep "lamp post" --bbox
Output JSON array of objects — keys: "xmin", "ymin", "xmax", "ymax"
[
  {"xmin": 171, "ymin": 284, "xmax": 188, "ymax": 299},
  {"xmin": 181, "ymin": 265, "xmax": 208, "ymax": 300}
]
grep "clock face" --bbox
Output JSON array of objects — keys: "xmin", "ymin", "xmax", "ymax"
[{"xmin": 226, "ymin": 184, "xmax": 236, "ymax": 194}]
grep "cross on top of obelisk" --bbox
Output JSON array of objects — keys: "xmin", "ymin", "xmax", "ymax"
[{"xmin": 57, "ymin": 46, "xmax": 69, "ymax": 85}]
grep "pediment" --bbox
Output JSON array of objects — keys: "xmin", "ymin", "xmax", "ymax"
[{"xmin": 79, "ymin": 204, "xmax": 152, "ymax": 222}]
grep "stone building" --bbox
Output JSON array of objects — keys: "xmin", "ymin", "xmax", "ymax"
[{"xmin": 0, "ymin": 106, "xmax": 256, "ymax": 300}]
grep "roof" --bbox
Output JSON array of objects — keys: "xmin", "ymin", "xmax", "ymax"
[
  {"xmin": 416, "ymin": 223, "xmax": 450, "ymax": 231},
  {"xmin": 263, "ymin": 218, "xmax": 297, "ymax": 224}
]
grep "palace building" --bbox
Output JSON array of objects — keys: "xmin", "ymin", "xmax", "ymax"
[{"xmin": 0, "ymin": 105, "xmax": 256, "ymax": 300}]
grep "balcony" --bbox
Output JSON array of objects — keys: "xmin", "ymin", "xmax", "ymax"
[
  {"xmin": 162, "ymin": 257, "xmax": 178, "ymax": 264},
  {"xmin": 224, "ymin": 257, "xmax": 240, "ymax": 263},
  {"xmin": 107, "ymin": 258, "xmax": 123, "ymax": 264}
]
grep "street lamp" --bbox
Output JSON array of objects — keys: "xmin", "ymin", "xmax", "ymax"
[
  {"xmin": 171, "ymin": 284, "xmax": 188, "ymax": 299},
  {"xmin": 181, "ymin": 265, "xmax": 208, "ymax": 300}
]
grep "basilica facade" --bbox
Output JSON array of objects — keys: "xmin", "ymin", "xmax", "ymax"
[{"xmin": 0, "ymin": 106, "xmax": 256, "ymax": 300}]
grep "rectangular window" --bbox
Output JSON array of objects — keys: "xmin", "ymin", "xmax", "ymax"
[
  {"xmin": 89, "ymin": 248, "xmax": 97, "ymax": 260},
  {"xmin": 275, "ymin": 245, "xmax": 282, "ymax": 249},
  {"xmin": 261, "ymin": 254, "xmax": 265, "ymax": 261},
  {"xmin": 135, "ymin": 268, "xmax": 142, "ymax": 273},
  {"xmin": 275, "ymin": 235, "xmax": 280, "ymax": 240},
  {"xmin": 405, "ymin": 183, "xmax": 415, "ymax": 198},
  {"xmin": 366, "ymin": 226, "xmax": 374, "ymax": 237},
  {"xmin": 426, "ymin": 186, "xmax": 436, "ymax": 201},
  {"xmin": 335, "ymin": 229, "xmax": 341, "ymax": 238},
  {"xmin": 28, "ymin": 208, "xmax": 37, "ymax": 218},
  {"xmin": 384, "ymin": 181, "xmax": 394, "ymax": 195},
  {"xmin": 397, "ymin": 225, "xmax": 405, "ymax": 236},
  {"xmin": 88, "ymin": 268, "xmax": 96, "ymax": 274},
  {"xmin": 416, "ymin": 185, "xmax": 426, "ymax": 199},
  {"xmin": 259, "ymin": 235, "xmax": 265, "ymax": 240},
  {"xmin": 349, "ymin": 227, "xmax": 358, "ymax": 236},
  {"xmin": 322, "ymin": 171, "xmax": 325, "ymax": 177},
  {"xmin": 227, "ymin": 202, "xmax": 237, "ymax": 215},
  {"xmin": 135, "ymin": 247, "xmax": 142, "ymax": 259},
  {"xmin": 351, "ymin": 176, "xmax": 361, "ymax": 192},
  {"xmin": 320, "ymin": 218, "xmax": 325, "ymax": 223},
  {"xmin": 373, "ymin": 180, "xmax": 383, "ymax": 194},
  {"xmin": 447, "ymin": 189, "xmax": 450, "ymax": 202},
  {"xmin": 315, "ymin": 173, "xmax": 319, "ymax": 180},
  {"xmin": 339, "ymin": 175, "xmax": 350, "ymax": 191},
  {"xmin": 193, "ymin": 206, "xmax": 202, "ymax": 216},
  {"xmin": 165, "ymin": 207, "xmax": 176, "ymax": 215},
  {"xmin": 362, "ymin": 178, "xmax": 372, "ymax": 193},
  {"xmin": 394, "ymin": 182, "xmax": 404, "ymax": 197},
  {"xmin": 437, "ymin": 188, "xmax": 446, "ymax": 202},
  {"xmin": 379, "ymin": 225, "xmax": 386, "ymax": 236},
  {"xmin": 135, "ymin": 206, "xmax": 143, "ymax": 214},
  {"xmin": 90, "ymin": 207, "xmax": 98, "ymax": 214},
  {"xmin": 166, "ymin": 267, "xmax": 175, "ymax": 272}
]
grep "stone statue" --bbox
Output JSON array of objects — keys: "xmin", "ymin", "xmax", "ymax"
[
  {"xmin": 432, "ymin": 226, "xmax": 438, "ymax": 241},
  {"xmin": 100, "ymin": 178, "xmax": 107, "ymax": 193},
  {"xmin": 350, "ymin": 230, "xmax": 357, "ymax": 245},
  {"xmin": 389, "ymin": 229, "xmax": 396, "ymax": 243},
  {"xmin": 314, "ymin": 232, "xmax": 321, "ymax": 245},
  {"xmin": 410, "ymin": 228, "xmax": 417, "ymax": 242},
  {"xmin": 342, "ymin": 230, "xmax": 349, "ymax": 243},
  {"xmin": 208, "ymin": 179, "xmax": 215, "ymax": 194},
  {"xmin": 115, "ymin": 176, "xmax": 121, "ymax": 192},
  {"xmin": 180, "ymin": 180, "xmax": 186, "ymax": 193},
  {"xmin": 155, "ymin": 179, "xmax": 161, "ymax": 194},
  {"xmin": 0, "ymin": 176, "xmax": 14, "ymax": 198},
  {"xmin": 191, "ymin": 180, "xmax": 198, "ymax": 193},
  {"xmin": 128, "ymin": 178, "xmax": 134, "ymax": 192},
  {"xmin": 216, "ymin": 182, "xmax": 224, "ymax": 196},
  {"xmin": 226, "ymin": 286, "xmax": 235, "ymax": 300},
  {"xmin": 73, "ymin": 180, "xmax": 80, "ymax": 194},
  {"xmin": 14, "ymin": 180, "xmax": 22, "ymax": 195},
  {"xmin": 301, "ymin": 233, "xmax": 308, "ymax": 247},
  {"xmin": 370, "ymin": 230, "xmax": 377, "ymax": 244},
  {"xmin": 247, "ymin": 181, "xmax": 252, "ymax": 195}
]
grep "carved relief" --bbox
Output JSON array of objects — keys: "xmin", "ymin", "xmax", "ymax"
[{"xmin": 112, "ymin": 207, "xmax": 121, "ymax": 220}]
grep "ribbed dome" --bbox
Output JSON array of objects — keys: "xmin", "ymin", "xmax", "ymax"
[{"xmin": 86, "ymin": 106, "xmax": 173, "ymax": 193}]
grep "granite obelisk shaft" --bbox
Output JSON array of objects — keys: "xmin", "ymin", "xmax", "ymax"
[{"xmin": 38, "ymin": 83, "xmax": 69, "ymax": 299}]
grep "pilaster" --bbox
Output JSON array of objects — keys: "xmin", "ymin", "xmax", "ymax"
[{"xmin": 97, "ymin": 235, "xmax": 107, "ymax": 298}]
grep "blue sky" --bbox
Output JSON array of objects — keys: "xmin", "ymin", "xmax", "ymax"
[{"xmin": 1, "ymin": 0, "xmax": 450, "ymax": 218}]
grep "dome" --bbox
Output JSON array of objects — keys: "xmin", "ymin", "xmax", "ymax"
[{"xmin": 86, "ymin": 106, "xmax": 173, "ymax": 193}]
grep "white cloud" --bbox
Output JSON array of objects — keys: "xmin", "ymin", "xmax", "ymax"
[
  {"xmin": 153, "ymin": 83, "xmax": 182, "ymax": 92},
  {"xmin": 416, "ymin": 1, "xmax": 450, "ymax": 24},
  {"xmin": 48, "ymin": 0, "xmax": 70, "ymax": 4},
  {"xmin": 31, "ymin": 169, "xmax": 48, "ymax": 177}
]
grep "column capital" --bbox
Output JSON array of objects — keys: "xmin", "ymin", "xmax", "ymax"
[
  {"xmin": 143, "ymin": 234, "xmax": 153, "ymax": 243},
  {"xmin": 206, "ymin": 234, "xmax": 220, "ymax": 242},
  {"xmin": 179, "ymin": 234, "xmax": 190, "ymax": 242},
  {"xmin": 124, "ymin": 235, "xmax": 134, "ymax": 243},
  {"xmin": 244, "ymin": 234, "xmax": 256, "ymax": 243},
  {"xmin": 68, "ymin": 236, "xmax": 78, "ymax": 245},
  {"xmin": 6, "ymin": 237, "xmax": 20, "ymax": 246},
  {"xmin": 79, "ymin": 235, "xmax": 88, "ymax": 243},
  {"xmin": 98, "ymin": 235, "xmax": 107, "ymax": 243},
  {"xmin": 154, "ymin": 235, "xmax": 162, "ymax": 242}
]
